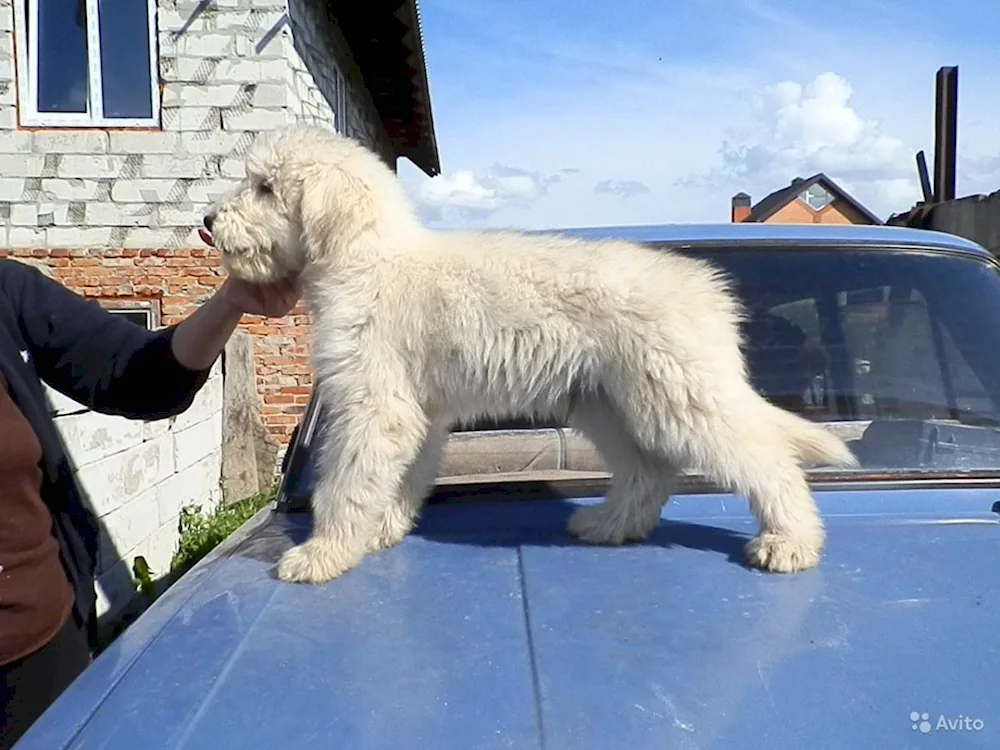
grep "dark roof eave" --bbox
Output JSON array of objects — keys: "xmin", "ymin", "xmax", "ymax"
[
  {"xmin": 328, "ymin": 0, "xmax": 441, "ymax": 177},
  {"xmin": 393, "ymin": 0, "xmax": 440, "ymax": 176}
]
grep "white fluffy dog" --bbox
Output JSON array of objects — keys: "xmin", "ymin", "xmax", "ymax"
[{"xmin": 202, "ymin": 125, "xmax": 858, "ymax": 585}]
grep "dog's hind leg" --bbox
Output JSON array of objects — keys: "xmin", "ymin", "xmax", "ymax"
[
  {"xmin": 368, "ymin": 422, "xmax": 449, "ymax": 552},
  {"xmin": 658, "ymin": 387, "xmax": 837, "ymax": 573},
  {"xmin": 276, "ymin": 376, "xmax": 429, "ymax": 584},
  {"xmin": 565, "ymin": 394, "xmax": 678, "ymax": 545}
]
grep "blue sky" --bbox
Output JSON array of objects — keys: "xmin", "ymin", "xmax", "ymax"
[{"xmin": 397, "ymin": 0, "xmax": 1000, "ymax": 229}]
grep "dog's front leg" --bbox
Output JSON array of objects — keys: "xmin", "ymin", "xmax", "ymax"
[
  {"xmin": 276, "ymin": 379, "xmax": 428, "ymax": 584},
  {"xmin": 369, "ymin": 421, "xmax": 449, "ymax": 552}
]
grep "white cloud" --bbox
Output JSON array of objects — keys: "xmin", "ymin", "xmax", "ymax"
[
  {"xmin": 594, "ymin": 179, "xmax": 650, "ymax": 199},
  {"xmin": 413, "ymin": 164, "xmax": 576, "ymax": 225},
  {"xmin": 685, "ymin": 72, "xmax": 923, "ymax": 218}
]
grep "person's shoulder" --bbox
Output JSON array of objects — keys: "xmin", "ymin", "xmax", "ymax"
[{"xmin": 0, "ymin": 257, "xmax": 44, "ymax": 282}]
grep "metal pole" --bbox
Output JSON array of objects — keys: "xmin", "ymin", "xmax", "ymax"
[
  {"xmin": 915, "ymin": 150, "xmax": 933, "ymax": 203},
  {"xmin": 933, "ymin": 66, "xmax": 958, "ymax": 203}
]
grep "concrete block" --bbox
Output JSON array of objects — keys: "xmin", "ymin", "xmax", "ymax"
[
  {"xmin": 187, "ymin": 179, "xmax": 239, "ymax": 204},
  {"xmin": 76, "ymin": 433, "xmax": 175, "ymax": 517},
  {"xmin": 0, "ymin": 106, "xmax": 16, "ymax": 130},
  {"xmin": 40, "ymin": 178, "xmax": 102, "ymax": 201},
  {"xmin": 213, "ymin": 10, "xmax": 262, "ymax": 31},
  {"xmin": 159, "ymin": 204, "xmax": 212, "ymax": 227},
  {"xmin": 156, "ymin": 451, "xmax": 222, "ymax": 524},
  {"xmin": 160, "ymin": 55, "xmax": 220, "ymax": 84},
  {"xmin": 162, "ymin": 83, "xmax": 243, "ymax": 109},
  {"xmin": 0, "ymin": 7, "xmax": 11, "ymax": 32},
  {"xmin": 172, "ymin": 373, "xmax": 223, "ymax": 431},
  {"xmin": 165, "ymin": 33, "xmax": 237, "ymax": 58},
  {"xmin": 9, "ymin": 204, "xmax": 37, "ymax": 226},
  {"xmin": 222, "ymin": 108, "xmax": 292, "ymax": 131},
  {"xmin": 101, "ymin": 484, "xmax": 161, "ymax": 564},
  {"xmin": 33, "ymin": 131, "xmax": 109, "ymax": 154},
  {"xmin": 162, "ymin": 107, "xmax": 222, "ymax": 131},
  {"xmin": 142, "ymin": 154, "xmax": 216, "ymax": 179},
  {"xmin": 109, "ymin": 132, "xmax": 181, "ymax": 154},
  {"xmin": 178, "ymin": 131, "xmax": 250, "ymax": 156},
  {"xmin": 0, "ymin": 154, "xmax": 43, "ymax": 177},
  {"xmin": 0, "ymin": 177, "xmax": 24, "ymax": 200},
  {"xmin": 252, "ymin": 83, "xmax": 287, "ymax": 108},
  {"xmin": 220, "ymin": 158, "xmax": 246, "ymax": 178},
  {"xmin": 84, "ymin": 203, "xmax": 155, "ymax": 228},
  {"xmin": 45, "ymin": 227, "xmax": 114, "ymax": 248},
  {"xmin": 217, "ymin": 58, "xmax": 287, "ymax": 82},
  {"xmin": 157, "ymin": 9, "xmax": 212, "ymax": 32},
  {"xmin": 173, "ymin": 410, "xmax": 223, "ymax": 472},
  {"xmin": 6, "ymin": 227, "xmax": 47, "ymax": 248},
  {"xmin": 122, "ymin": 227, "xmax": 188, "ymax": 249},
  {"xmin": 0, "ymin": 131, "xmax": 32, "ymax": 153},
  {"xmin": 54, "ymin": 409, "xmax": 145, "ymax": 470},
  {"xmin": 111, "ymin": 179, "xmax": 182, "ymax": 203},
  {"xmin": 58, "ymin": 155, "xmax": 127, "ymax": 179}
]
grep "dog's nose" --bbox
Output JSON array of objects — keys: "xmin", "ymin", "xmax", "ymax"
[{"xmin": 203, "ymin": 213, "xmax": 214, "ymax": 232}]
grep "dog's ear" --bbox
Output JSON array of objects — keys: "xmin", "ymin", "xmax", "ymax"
[{"xmin": 299, "ymin": 164, "xmax": 376, "ymax": 260}]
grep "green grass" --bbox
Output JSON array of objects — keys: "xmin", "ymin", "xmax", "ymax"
[{"xmin": 169, "ymin": 487, "xmax": 276, "ymax": 576}]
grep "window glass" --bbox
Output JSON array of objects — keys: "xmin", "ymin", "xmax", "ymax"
[
  {"xmin": 97, "ymin": 0, "xmax": 153, "ymax": 118},
  {"xmin": 36, "ymin": 0, "xmax": 89, "ymax": 113},
  {"xmin": 691, "ymin": 247, "xmax": 1000, "ymax": 473}
]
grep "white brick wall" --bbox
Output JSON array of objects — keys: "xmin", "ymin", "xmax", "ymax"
[
  {"xmin": 45, "ymin": 360, "xmax": 225, "ymax": 621},
  {"xmin": 0, "ymin": 0, "xmax": 394, "ymax": 250}
]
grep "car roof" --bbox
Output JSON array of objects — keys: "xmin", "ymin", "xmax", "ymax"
[{"xmin": 530, "ymin": 222, "xmax": 991, "ymax": 258}]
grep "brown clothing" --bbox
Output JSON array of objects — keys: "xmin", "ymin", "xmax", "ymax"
[{"xmin": 0, "ymin": 375, "xmax": 73, "ymax": 666}]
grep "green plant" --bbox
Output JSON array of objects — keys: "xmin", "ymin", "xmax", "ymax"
[{"xmin": 170, "ymin": 488, "xmax": 275, "ymax": 576}]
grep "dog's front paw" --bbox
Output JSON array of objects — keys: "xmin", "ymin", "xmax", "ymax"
[
  {"xmin": 567, "ymin": 504, "xmax": 652, "ymax": 545},
  {"xmin": 367, "ymin": 531, "xmax": 406, "ymax": 552},
  {"xmin": 276, "ymin": 539, "xmax": 362, "ymax": 584},
  {"xmin": 745, "ymin": 532, "xmax": 822, "ymax": 573}
]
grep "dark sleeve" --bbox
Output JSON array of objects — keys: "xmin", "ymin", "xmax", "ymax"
[{"xmin": 2, "ymin": 259, "xmax": 214, "ymax": 420}]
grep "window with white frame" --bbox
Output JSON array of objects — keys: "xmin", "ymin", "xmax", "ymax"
[
  {"xmin": 13, "ymin": 0, "xmax": 159, "ymax": 127},
  {"xmin": 101, "ymin": 300, "xmax": 159, "ymax": 330}
]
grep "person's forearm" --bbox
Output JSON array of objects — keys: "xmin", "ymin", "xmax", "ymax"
[{"xmin": 170, "ymin": 283, "xmax": 245, "ymax": 371}]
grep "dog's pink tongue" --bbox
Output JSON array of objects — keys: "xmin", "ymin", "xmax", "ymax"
[{"xmin": 198, "ymin": 228, "xmax": 215, "ymax": 247}]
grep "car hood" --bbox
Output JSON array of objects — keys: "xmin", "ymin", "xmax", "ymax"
[{"xmin": 19, "ymin": 488, "xmax": 1000, "ymax": 749}]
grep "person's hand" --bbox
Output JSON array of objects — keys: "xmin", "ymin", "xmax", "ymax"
[{"xmin": 220, "ymin": 274, "xmax": 302, "ymax": 318}]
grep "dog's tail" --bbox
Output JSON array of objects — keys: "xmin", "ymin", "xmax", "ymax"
[{"xmin": 770, "ymin": 404, "xmax": 860, "ymax": 469}]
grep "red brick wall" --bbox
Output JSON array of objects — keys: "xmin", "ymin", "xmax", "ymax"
[{"xmin": 0, "ymin": 249, "xmax": 312, "ymax": 449}]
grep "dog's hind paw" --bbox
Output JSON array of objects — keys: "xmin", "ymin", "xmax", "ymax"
[
  {"xmin": 567, "ymin": 503, "xmax": 655, "ymax": 546},
  {"xmin": 744, "ymin": 532, "xmax": 822, "ymax": 573},
  {"xmin": 276, "ymin": 539, "xmax": 362, "ymax": 584}
]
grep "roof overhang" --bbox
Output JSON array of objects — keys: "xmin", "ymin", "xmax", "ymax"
[{"xmin": 330, "ymin": 0, "xmax": 441, "ymax": 177}]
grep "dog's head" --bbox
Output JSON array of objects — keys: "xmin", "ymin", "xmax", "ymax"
[{"xmin": 202, "ymin": 125, "xmax": 417, "ymax": 284}]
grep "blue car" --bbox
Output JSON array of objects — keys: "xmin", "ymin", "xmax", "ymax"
[{"xmin": 20, "ymin": 222, "xmax": 999, "ymax": 749}]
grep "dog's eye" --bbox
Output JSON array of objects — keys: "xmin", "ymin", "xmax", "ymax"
[{"xmin": 258, "ymin": 180, "xmax": 273, "ymax": 195}]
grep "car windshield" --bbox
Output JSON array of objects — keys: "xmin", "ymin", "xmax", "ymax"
[{"xmin": 679, "ymin": 244, "xmax": 1000, "ymax": 475}]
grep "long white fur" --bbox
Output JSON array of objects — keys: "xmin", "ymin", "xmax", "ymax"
[{"xmin": 205, "ymin": 125, "xmax": 859, "ymax": 584}]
